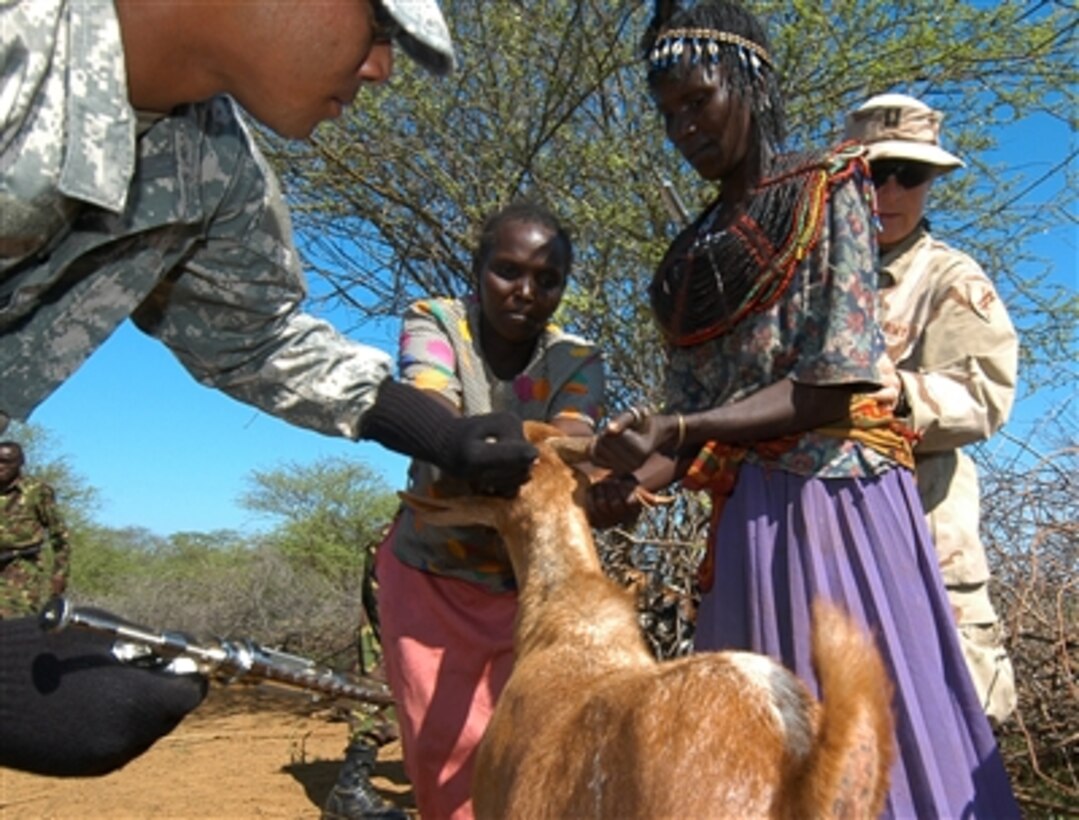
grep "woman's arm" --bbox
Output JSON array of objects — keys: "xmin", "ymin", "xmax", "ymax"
[{"xmin": 591, "ymin": 378, "xmax": 858, "ymax": 475}]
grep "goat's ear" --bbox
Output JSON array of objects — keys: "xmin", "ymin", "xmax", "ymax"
[
  {"xmin": 547, "ymin": 435, "xmax": 593, "ymax": 466},
  {"xmin": 397, "ymin": 490, "xmax": 498, "ymax": 528}
]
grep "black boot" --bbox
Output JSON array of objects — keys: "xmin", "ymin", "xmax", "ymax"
[{"xmin": 321, "ymin": 739, "xmax": 407, "ymax": 820}]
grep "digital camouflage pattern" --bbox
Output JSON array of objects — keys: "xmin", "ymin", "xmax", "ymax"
[
  {"xmin": 0, "ymin": 476, "xmax": 69, "ymax": 618},
  {"xmin": 878, "ymin": 223, "xmax": 1018, "ymax": 722},
  {"xmin": 0, "ymin": 0, "xmax": 392, "ymax": 437}
]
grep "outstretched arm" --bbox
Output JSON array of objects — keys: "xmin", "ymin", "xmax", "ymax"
[
  {"xmin": 591, "ymin": 379, "xmax": 859, "ymax": 475},
  {"xmin": 360, "ymin": 379, "xmax": 536, "ymax": 495}
]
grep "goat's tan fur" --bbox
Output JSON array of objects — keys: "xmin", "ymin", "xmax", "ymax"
[{"xmin": 400, "ymin": 422, "xmax": 895, "ymax": 819}]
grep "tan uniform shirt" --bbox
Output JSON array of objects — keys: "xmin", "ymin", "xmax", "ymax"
[{"xmin": 878, "ymin": 225, "xmax": 1018, "ymax": 622}]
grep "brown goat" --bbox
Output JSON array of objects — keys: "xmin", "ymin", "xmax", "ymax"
[{"xmin": 401, "ymin": 421, "xmax": 894, "ymax": 819}]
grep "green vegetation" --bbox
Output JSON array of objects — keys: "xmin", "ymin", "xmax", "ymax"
[
  {"xmin": 263, "ymin": 1, "xmax": 1075, "ymax": 406},
  {"xmin": 8, "ymin": 430, "xmax": 398, "ymax": 669}
]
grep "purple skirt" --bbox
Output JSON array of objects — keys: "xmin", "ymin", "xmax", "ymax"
[{"xmin": 695, "ymin": 462, "xmax": 1018, "ymax": 818}]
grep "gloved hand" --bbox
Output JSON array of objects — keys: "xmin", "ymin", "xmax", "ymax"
[
  {"xmin": 361, "ymin": 379, "xmax": 537, "ymax": 495},
  {"xmin": 444, "ymin": 412, "xmax": 537, "ymax": 497},
  {"xmin": 0, "ymin": 613, "xmax": 208, "ymax": 777}
]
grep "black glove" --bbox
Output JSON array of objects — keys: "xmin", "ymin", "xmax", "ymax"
[
  {"xmin": 360, "ymin": 379, "xmax": 537, "ymax": 495},
  {"xmin": 0, "ymin": 613, "xmax": 208, "ymax": 777},
  {"xmin": 445, "ymin": 412, "xmax": 537, "ymax": 496}
]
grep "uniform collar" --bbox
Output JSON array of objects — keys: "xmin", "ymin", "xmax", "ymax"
[
  {"xmin": 0, "ymin": 475, "xmax": 27, "ymax": 496},
  {"xmin": 879, "ymin": 222, "xmax": 930, "ymax": 285},
  {"xmin": 58, "ymin": 0, "xmax": 138, "ymax": 214}
]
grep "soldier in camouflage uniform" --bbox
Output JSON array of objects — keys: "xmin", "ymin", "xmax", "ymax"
[
  {"xmin": 323, "ymin": 532, "xmax": 405, "ymax": 820},
  {"xmin": 1, "ymin": 0, "xmax": 538, "ymax": 778},
  {"xmin": 0, "ymin": 441, "xmax": 70, "ymax": 619},
  {"xmin": 0, "ymin": 0, "xmax": 535, "ymax": 536},
  {"xmin": 847, "ymin": 94, "xmax": 1018, "ymax": 723}
]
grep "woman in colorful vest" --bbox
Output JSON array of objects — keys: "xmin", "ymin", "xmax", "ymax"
[{"xmin": 376, "ymin": 201, "xmax": 608, "ymax": 819}]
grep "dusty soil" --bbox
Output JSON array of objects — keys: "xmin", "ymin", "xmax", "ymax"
[{"xmin": 0, "ymin": 685, "xmax": 415, "ymax": 819}]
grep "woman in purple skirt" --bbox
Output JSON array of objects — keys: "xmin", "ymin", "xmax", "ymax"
[{"xmin": 590, "ymin": 1, "xmax": 1018, "ymax": 816}]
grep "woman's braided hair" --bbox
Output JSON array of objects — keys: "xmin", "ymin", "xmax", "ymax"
[
  {"xmin": 642, "ymin": 0, "xmax": 786, "ymax": 180},
  {"xmin": 642, "ymin": 4, "xmax": 869, "ymax": 348}
]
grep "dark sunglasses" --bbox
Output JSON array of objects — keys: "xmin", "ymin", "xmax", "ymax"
[
  {"xmin": 372, "ymin": 0, "xmax": 401, "ymax": 44},
  {"xmin": 870, "ymin": 160, "xmax": 935, "ymax": 189}
]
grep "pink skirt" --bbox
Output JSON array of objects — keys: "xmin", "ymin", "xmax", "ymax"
[{"xmin": 376, "ymin": 542, "xmax": 517, "ymax": 820}]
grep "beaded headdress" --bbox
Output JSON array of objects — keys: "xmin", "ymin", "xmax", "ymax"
[{"xmin": 647, "ymin": 27, "xmax": 772, "ymax": 76}]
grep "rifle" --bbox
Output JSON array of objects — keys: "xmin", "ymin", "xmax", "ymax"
[{"xmin": 39, "ymin": 597, "xmax": 394, "ymax": 707}]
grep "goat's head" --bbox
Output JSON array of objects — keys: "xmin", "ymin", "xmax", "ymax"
[{"xmin": 399, "ymin": 420, "xmax": 592, "ymax": 531}]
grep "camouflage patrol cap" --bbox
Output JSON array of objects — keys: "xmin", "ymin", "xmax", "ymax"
[
  {"xmin": 844, "ymin": 93, "xmax": 964, "ymax": 171},
  {"xmin": 380, "ymin": 0, "xmax": 457, "ymax": 75}
]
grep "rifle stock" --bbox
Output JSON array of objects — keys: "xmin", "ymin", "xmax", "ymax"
[{"xmin": 39, "ymin": 597, "xmax": 394, "ymax": 706}]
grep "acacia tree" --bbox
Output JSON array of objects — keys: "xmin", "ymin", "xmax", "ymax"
[
  {"xmin": 264, "ymin": 0, "xmax": 1075, "ymax": 406},
  {"xmin": 239, "ymin": 457, "xmax": 398, "ymax": 583}
]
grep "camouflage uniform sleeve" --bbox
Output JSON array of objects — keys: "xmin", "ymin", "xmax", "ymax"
[
  {"xmin": 898, "ymin": 254, "xmax": 1018, "ymax": 453},
  {"xmin": 132, "ymin": 114, "xmax": 392, "ymax": 440},
  {"xmin": 37, "ymin": 484, "xmax": 69, "ymax": 577}
]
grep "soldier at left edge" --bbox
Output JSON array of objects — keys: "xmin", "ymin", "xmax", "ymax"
[{"xmin": 0, "ymin": 441, "xmax": 71, "ymax": 619}]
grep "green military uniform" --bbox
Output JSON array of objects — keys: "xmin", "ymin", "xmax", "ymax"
[
  {"xmin": 322, "ymin": 533, "xmax": 404, "ymax": 820},
  {"xmin": 879, "ymin": 223, "xmax": 1018, "ymax": 723},
  {"xmin": 347, "ymin": 536, "xmax": 398, "ymax": 748},
  {"xmin": 0, "ymin": 475, "xmax": 69, "ymax": 618}
]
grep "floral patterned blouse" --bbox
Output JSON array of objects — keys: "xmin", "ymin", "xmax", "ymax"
[
  {"xmin": 663, "ymin": 170, "xmax": 896, "ymax": 479},
  {"xmin": 389, "ymin": 296, "xmax": 605, "ymax": 591}
]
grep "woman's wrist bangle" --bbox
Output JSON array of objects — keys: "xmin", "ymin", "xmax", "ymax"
[{"xmin": 674, "ymin": 413, "xmax": 687, "ymax": 450}]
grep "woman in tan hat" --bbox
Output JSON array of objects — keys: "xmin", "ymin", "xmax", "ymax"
[{"xmin": 845, "ymin": 94, "xmax": 1019, "ymax": 725}]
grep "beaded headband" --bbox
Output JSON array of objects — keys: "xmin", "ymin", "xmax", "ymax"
[{"xmin": 648, "ymin": 27, "xmax": 772, "ymax": 75}]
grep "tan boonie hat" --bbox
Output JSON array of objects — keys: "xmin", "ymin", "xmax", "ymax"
[
  {"xmin": 382, "ymin": 0, "xmax": 457, "ymax": 75},
  {"xmin": 844, "ymin": 93, "xmax": 964, "ymax": 171}
]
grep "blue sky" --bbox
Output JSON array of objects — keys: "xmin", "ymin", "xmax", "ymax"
[
  {"xmin": 24, "ymin": 112, "xmax": 1077, "ymax": 537},
  {"xmin": 30, "ymin": 309, "xmax": 408, "ymax": 536}
]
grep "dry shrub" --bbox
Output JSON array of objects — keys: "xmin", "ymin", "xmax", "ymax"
[
  {"xmin": 596, "ymin": 490, "xmax": 708, "ymax": 660},
  {"xmin": 982, "ymin": 444, "xmax": 1078, "ymax": 815},
  {"xmin": 78, "ymin": 548, "xmax": 365, "ymax": 671}
]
